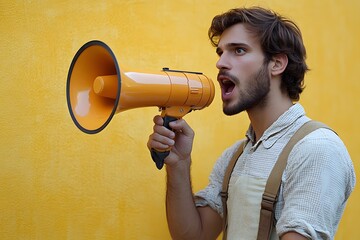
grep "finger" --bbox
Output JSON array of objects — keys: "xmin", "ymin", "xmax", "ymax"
[
  {"xmin": 147, "ymin": 133, "xmax": 175, "ymax": 150},
  {"xmin": 153, "ymin": 115, "xmax": 164, "ymax": 125},
  {"xmin": 149, "ymin": 140, "xmax": 172, "ymax": 151},
  {"xmin": 153, "ymin": 123, "xmax": 175, "ymax": 139}
]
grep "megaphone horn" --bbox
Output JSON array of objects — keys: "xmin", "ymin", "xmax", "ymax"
[{"xmin": 66, "ymin": 40, "xmax": 215, "ymax": 169}]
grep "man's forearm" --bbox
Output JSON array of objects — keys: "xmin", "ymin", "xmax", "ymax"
[{"xmin": 165, "ymin": 161, "xmax": 203, "ymax": 240}]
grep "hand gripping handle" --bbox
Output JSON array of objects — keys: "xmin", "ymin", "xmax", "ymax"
[{"xmin": 150, "ymin": 116, "xmax": 178, "ymax": 170}]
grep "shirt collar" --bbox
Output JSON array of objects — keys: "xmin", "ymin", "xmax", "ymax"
[{"xmin": 246, "ymin": 103, "xmax": 306, "ymax": 149}]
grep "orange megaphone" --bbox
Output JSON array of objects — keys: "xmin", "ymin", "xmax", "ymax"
[{"xmin": 66, "ymin": 40, "xmax": 215, "ymax": 169}]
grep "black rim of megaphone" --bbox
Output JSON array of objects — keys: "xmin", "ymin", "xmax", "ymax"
[{"xmin": 66, "ymin": 40, "xmax": 121, "ymax": 134}]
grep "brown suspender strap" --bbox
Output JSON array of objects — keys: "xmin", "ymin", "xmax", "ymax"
[
  {"xmin": 256, "ymin": 120, "xmax": 331, "ymax": 240},
  {"xmin": 221, "ymin": 139, "xmax": 247, "ymax": 240}
]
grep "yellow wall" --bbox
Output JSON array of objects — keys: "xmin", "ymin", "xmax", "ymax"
[{"xmin": 1, "ymin": 0, "xmax": 359, "ymax": 239}]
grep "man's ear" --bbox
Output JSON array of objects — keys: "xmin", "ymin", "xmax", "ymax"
[{"xmin": 270, "ymin": 54, "xmax": 288, "ymax": 76}]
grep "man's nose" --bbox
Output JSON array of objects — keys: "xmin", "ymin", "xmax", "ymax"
[{"xmin": 216, "ymin": 54, "xmax": 230, "ymax": 70}]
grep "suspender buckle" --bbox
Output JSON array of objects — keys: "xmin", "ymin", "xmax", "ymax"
[{"xmin": 261, "ymin": 192, "xmax": 276, "ymax": 212}]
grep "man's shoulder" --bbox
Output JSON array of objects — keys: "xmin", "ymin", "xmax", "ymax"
[
  {"xmin": 288, "ymin": 124, "xmax": 352, "ymax": 168},
  {"xmin": 296, "ymin": 124, "xmax": 343, "ymax": 149}
]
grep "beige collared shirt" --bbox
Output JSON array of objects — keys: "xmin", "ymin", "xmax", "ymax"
[{"xmin": 195, "ymin": 103, "xmax": 356, "ymax": 239}]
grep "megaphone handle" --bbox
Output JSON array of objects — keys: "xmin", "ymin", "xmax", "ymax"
[
  {"xmin": 150, "ymin": 150, "xmax": 169, "ymax": 170},
  {"xmin": 151, "ymin": 115, "xmax": 178, "ymax": 170}
]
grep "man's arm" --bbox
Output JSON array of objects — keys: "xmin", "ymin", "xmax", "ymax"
[
  {"xmin": 148, "ymin": 116, "xmax": 222, "ymax": 239},
  {"xmin": 166, "ymin": 162, "xmax": 222, "ymax": 240},
  {"xmin": 277, "ymin": 129, "xmax": 355, "ymax": 238}
]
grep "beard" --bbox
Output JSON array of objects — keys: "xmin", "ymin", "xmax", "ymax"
[{"xmin": 222, "ymin": 62, "xmax": 271, "ymax": 116}]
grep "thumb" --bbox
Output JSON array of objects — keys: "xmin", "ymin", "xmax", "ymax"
[{"xmin": 169, "ymin": 119, "xmax": 194, "ymax": 138}]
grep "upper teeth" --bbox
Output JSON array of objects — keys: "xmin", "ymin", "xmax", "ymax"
[{"xmin": 223, "ymin": 79, "xmax": 231, "ymax": 83}]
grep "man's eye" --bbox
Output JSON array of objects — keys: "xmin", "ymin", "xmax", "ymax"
[{"xmin": 235, "ymin": 48, "xmax": 245, "ymax": 55}]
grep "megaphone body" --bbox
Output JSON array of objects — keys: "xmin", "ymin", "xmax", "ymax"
[{"xmin": 67, "ymin": 40, "xmax": 215, "ymax": 169}]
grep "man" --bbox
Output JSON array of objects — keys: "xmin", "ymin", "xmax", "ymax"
[{"xmin": 147, "ymin": 7, "xmax": 355, "ymax": 240}]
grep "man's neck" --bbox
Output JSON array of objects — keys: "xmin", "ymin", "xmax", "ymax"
[{"xmin": 247, "ymin": 94, "xmax": 293, "ymax": 142}]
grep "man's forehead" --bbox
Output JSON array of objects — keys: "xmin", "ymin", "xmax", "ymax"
[{"xmin": 217, "ymin": 23, "xmax": 258, "ymax": 48}]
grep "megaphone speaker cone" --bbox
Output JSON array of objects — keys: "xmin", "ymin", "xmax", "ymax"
[{"xmin": 66, "ymin": 40, "xmax": 121, "ymax": 134}]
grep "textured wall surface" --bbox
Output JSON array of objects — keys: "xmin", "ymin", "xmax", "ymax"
[{"xmin": 0, "ymin": 0, "xmax": 359, "ymax": 239}]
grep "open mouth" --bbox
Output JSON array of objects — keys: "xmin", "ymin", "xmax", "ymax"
[
  {"xmin": 218, "ymin": 73, "xmax": 236, "ymax": 99},
  {"xmin": 221, "ymin": 79, "xmax": 235, "ymax": 95}
]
